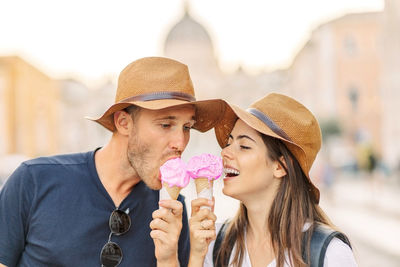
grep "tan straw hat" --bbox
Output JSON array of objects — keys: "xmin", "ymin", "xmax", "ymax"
[
  {"xmin": 87, "ymin": 57, "xmax": 225, "ymax": 132},
  {"xmin": 215, "ymin": 93, "xmax": 322, "ymax": 203}
]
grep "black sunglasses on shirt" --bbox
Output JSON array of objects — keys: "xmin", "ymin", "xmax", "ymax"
[{"xmin": 100, "ymin": 208, "xmax": 131, "ymax": 267}]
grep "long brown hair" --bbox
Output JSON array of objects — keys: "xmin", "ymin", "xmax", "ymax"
[{"xmin": 215, "ymin": 135, "xmax": 334, "ymax": 267}]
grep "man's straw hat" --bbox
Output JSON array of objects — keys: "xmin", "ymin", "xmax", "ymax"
[
  {"xmin": 215, "ymin": 93, "xmax": 322, "ymax": 203},
  {"xmin": 87, "ymin": 57, "xmax": 225, "ymax": 132}
]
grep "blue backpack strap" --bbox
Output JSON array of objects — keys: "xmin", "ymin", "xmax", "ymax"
[
  {"xmin": 213, "ymin": 220, "xmax": 230, "ymax": 267},
  {"xmin": 304, "ymin": 224, "xmax": 352, "ymax": 267}
]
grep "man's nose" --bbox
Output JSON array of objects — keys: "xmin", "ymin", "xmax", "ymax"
[{"xmin": 169, "ymin": 129, "xmax": 188, "ymax": 152}]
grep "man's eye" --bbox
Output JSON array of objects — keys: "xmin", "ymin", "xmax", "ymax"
[
  {"xmin": 183, "ymin": 125, "xmax": 192, "ymax": 131},
  {"xmin": 161, "ymin": 124, "xmax": 171, "ymax": 129}
]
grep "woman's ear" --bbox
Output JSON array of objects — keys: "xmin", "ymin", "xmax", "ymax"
[
  {"xmin": 273, "ymin": 156, "xmax": 287, "ymax": 178},
  {"xmin": 114, "ymin": 110, "xmax": 132, "ymax": 135}
]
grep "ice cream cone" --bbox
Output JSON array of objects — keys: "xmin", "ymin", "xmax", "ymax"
[
  {"xmin": 162, "ymin": 182, "xmax": 181, "ymax": 200},
  {"xmin": 195, "ymin": 178, "xmax": 213, "ymax": 210},
  {"xmin": 195, "ymin": 178, "xmax": 212, "ymax": 194}
]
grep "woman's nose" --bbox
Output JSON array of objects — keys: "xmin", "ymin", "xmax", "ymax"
[{"xmin": 221, "ymin": 145, "xmax": 234, "ymax": 160}]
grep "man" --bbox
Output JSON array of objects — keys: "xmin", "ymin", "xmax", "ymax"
[{"xmin": 0, "ymin": 57, "xmax": 225, "ymax": 266}]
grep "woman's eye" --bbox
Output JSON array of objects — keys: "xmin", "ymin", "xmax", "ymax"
[
  {"xmin": 225, "ymin": 143, "xmax": 231, "ymax": 148},
  {"xmin": 240, "ymin": 145, "xmax": 251, "ymax": 150}
]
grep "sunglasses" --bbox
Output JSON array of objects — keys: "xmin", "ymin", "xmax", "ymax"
[{"xmin": 100, "ymin": 208, "xmax": 131, "ymax": 267}]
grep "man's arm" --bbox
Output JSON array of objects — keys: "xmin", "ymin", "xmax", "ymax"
[{"xmin": 0, "ymin": 263, "xmax": 8, "ymax": 267}]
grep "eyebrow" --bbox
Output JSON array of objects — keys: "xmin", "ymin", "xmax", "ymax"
[
  {"xmin": 229, "ymin": 134, "xmax": 256, "ymax": 143},
  {"xmin": 154, "ymin": 116, "xmax": 196, "ymax": 122},
  {"xmin": 155, "ymin": 116, "xmax": 176, "ymax": 121}
]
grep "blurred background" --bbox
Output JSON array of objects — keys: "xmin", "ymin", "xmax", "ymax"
[{"xmin": 0, "ymin": 0, "xmax": 399, "ymax": 266}]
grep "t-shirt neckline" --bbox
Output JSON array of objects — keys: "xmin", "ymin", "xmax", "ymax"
[{"xmin": 87, "ymin": 148, "xmax": 148, "ymax": 210}]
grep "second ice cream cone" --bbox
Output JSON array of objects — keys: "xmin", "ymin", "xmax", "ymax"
[
  {"xmin": 187, "ymin": 153, "xmax": 222, "ymax": 209},
  {"xmin": 195, "ymin": 178, "xmax": 213, "ymax": 210},
  {"xmin": 195, "ymin": 178, "xmax": 212, "ymax": 195}
]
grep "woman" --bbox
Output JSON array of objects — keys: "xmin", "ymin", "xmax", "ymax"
[{"xmin": 188, "ymin": 93, "xmax": 357, "ymax": 267}]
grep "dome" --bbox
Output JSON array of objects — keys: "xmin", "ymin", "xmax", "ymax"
[
  {"xmin": 163, "ymin": 4, "xmax": 218, "ymax": 73},
  {"xmin": 164, "ymin": 11, "xmax": 214, "ymax": 52}
]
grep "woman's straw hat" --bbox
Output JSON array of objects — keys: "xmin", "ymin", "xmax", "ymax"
[
  {"xmin": 87, "ymin": 57, "xmax": 225, "ymax": 132},
  {"xmin": 215, "ymin": 93, "xmax": 322, "ymax": 203}
]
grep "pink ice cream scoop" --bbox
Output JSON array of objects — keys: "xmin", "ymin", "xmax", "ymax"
[
  {"xmin": 160, "ymin": 158, "xmax": 190, "ymax": 188},
  {"xmin": 187, "ymin": 153, "xmax": 223, "ymax": 181}
]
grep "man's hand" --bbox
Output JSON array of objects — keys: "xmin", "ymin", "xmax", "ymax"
[{"xmin": 150, "ymin": 199, "xmax": 183, "ymax": 267}]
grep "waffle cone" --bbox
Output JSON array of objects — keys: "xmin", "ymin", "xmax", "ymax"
[
  {"xmin": 162, "ymin": 182, "xmax": 181, "ymax": 200},
  {"xmin": 195, "ymin": 178, "xmax": 213, "ymax": 194}
]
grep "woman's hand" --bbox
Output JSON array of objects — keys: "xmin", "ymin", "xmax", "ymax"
[
  {"xmin": 188, "ymin": 198, "xmax": 217, "ymax": 266},
  {"xmin": 150, "ymin": 199, "xmax": 183, "ymax": 267}
]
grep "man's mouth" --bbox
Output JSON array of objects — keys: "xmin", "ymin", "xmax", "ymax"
[
  {"xmin": 158, "ymin": 155, "xmax": 181, "ymax": 181},
  {"xmin": 162, "ymin": 155, "xmax": 180, "ymax": 164}
]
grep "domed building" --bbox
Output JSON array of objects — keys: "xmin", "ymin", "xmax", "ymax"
[
  {"xmin": 163, "ymin": 4, "xmax": 285, "ymax": 105},
  {"xmin": 163, "ymin": 5, "xmax": 225, "ymax": 100},
  {"xmin": 164, "ymin": 7, "xmax": 216, "ymax": 69}
]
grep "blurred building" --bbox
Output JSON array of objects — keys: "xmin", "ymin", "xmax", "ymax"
[
  {"xmin": 381, "ymin": 0, "xmax": 400, "ymax": 169},
  {"xmin": 288, "ymin": 0, "xmax": 400, "ymax": 170},
  {"xmin": 0, "ymin": 56, "xmax": 60, "ymax": 158},
  {"xmin": 286, "ymin": 12, "xmax": 383, "ymax": 170},
  {"xmin": 0, "ymin": 57, "xmax": 112, "ymax": 166},
  {"xmin": 58, "ymin": 78, "xmax": 113, "ymax": 154}
]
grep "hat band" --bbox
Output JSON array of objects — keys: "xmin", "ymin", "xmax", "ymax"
[
  {"xmin": 119, "ymin": 91, "xmax": 196, "ymax": 103},
  {"xmin": 246, "ymin": 108, "xmax": 293, "ymax": 142}
]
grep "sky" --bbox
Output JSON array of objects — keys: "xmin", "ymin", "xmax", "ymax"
[{"xmin": 0, "ymin": 0, "xmax": 384, "ymax": 85}]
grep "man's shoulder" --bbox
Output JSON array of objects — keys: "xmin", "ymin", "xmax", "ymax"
[{"xmin": 23, "ymin": 150, "xmax": 95, "ymax": 168}]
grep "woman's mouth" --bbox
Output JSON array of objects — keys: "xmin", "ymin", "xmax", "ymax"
[{"xmin": 223, "ymin": 167, "xmax": 240, "ymax": 179}]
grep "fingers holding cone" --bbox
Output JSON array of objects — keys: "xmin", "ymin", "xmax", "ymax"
[{"xmin": 189, "ymin": 197, "xmax": 217, "ymax": 260}]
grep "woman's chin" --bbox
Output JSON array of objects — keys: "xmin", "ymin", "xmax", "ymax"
[{"xmin": 222, "ymin": 186, "xmax": 236, "ymax": 198}]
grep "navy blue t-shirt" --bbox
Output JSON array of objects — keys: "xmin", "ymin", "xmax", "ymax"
[{"xmin": 0, "ymin": 149, "xmax": 189, "ymax": 266}]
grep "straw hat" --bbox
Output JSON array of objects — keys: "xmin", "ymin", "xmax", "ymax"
[
  {"xmin": 87, "ymin": 57, "xmax": 225, "ymax": 132},
  {"xmin": 215, "ymin": 93, "xmax": 322, "ymax": 203}
]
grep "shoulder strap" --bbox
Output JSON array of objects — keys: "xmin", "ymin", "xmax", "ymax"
[
  {"xmin": 213, "ymin": 220, "xmax": 229, "ymax": 266},
  {"xmin": 304, "ymin": 224, "xmax": 352, "ymax": 267}
]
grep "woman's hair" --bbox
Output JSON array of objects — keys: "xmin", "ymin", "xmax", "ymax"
[{"xmin": 215, "ymin": 134, "xmax": 334, "ymax": 267}]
